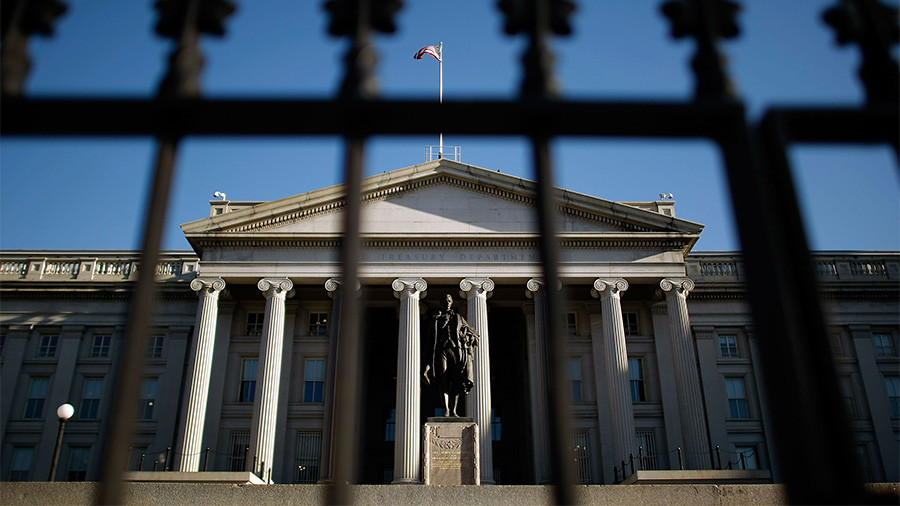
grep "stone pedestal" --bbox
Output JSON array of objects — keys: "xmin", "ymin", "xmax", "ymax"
[{"xmin": 423, "ymin": 418, "xmax": 480, "ymax": 485}]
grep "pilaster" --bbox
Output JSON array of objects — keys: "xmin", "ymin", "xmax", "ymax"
[
  {"xmin": 392, "ymin": 277, "xmax": 427, "ymax": 484},
  {"xmin": 850, "ymin": 325, "xmax": 900, "ymax": 481},
  {"xmin": 37, "ymin": 325, "xmax": 83, "ymax": 480},
  {"xmin": 460, "ymin": 277, "xmax": 495, "ymax": 484},
  {"xmin": 650, "ymin": 302, "xmax": 683, "ymax": 470},
  {"xmin": 0, "ymin": 326, "xmax": 29, "ymax": 445},
  {"xmin": 747, "ymin": 329, "xmax": 780, "ymax": 479}
]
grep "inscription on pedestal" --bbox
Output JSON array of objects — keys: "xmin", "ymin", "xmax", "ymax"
[{"xmin": 423, "ymin": 418, "xmax": 479, "ymax": 485}]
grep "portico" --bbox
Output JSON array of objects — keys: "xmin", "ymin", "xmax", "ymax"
[{"xmin": 175, "ymin": 159, "xmax": 706, "ymax": 484}]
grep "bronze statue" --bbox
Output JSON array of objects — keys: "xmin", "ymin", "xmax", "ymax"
[{"xmin": 423, "ymin": 294, "xmax": 479, "ymax": 417}]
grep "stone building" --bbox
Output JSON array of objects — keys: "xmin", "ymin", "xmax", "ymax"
[{"xmin": 1, "ymin": 159, "xmax": 897, "ymax": 484}]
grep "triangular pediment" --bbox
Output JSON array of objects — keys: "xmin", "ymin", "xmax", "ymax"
[{"xmin": 182, "ymin": 159, "xmax": 703, "ymax": 245}]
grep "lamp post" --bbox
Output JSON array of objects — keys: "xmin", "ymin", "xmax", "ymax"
[{"xmin": 49, "ymin": 403, "xmax": 75, "ymax": 481}]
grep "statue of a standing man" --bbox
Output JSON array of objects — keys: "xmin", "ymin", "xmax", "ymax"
[{"xmin": 424, "ymin": 294, "xmax": 479, "ymax": 417}]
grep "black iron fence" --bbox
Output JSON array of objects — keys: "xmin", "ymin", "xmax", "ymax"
[{"xmin": 2, "ymin": 0, "xmax": 897, "ymax": 504}]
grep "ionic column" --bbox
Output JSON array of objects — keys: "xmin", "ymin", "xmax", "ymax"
[
  {"xmin": 319, "ymin": 278, "xmax": 342, "ymax": 483},
  {"xmin": 525, "ymin": 278, "xmax": 551, "ymax": 483},
  {"xmin": 392, "ymin": 278, "xmax": 427, "ymax": 483},
  {"xmin": 660, "ymin": 278, "xmax": 710, "ymax": 469},
  {"xmin": 178, "ymin": 277, "xmax": 225, "ymax": 472},
  {"xmin": 249, "ymin": 278, "xmax": 293, "ymax": 481},
  {"xmin": 460, "ymin": 277, "xmax": 495, "ymax": 484},
  {"xmin": 591, "ymin": 278, "xmax": 636, "ymax": 466}
]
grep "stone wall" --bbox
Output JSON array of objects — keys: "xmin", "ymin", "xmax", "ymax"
[{"xmin": 3, "ymin": 482, "xmax": 898, "ymax": 505}]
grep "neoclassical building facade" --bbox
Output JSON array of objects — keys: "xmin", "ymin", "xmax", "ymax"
[{"xmin": 1, "ymin": 160, "xmax": 898, "ymax": 484}]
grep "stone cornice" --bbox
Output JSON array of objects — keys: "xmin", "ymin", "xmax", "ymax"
[
  {"xmin": 0, "ymin": 286, "xmax": 195, "ymax": 301},
  {"xmin": 189, "ymin": 234, "xmax": 695, "ymax": 251}
]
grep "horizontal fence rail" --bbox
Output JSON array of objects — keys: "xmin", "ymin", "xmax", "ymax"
[{"xmin": 1, "ymin": 0, "xmax": 897, "ymax": 505}]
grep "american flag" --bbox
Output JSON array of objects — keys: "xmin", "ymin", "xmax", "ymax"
[{"xmin": 414, "ymin": 44, "xmax": 441, "ymax": 62}]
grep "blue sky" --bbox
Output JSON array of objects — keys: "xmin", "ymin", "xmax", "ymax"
[{"xmin": 1, "ymin": 1, "xmax": 897, "ymax": 252}]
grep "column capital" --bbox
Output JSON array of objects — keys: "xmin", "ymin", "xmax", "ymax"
[
  {"xmin": 848, "ymin": 324, "xmax": 872, "ymax": 338},
  {"xmin": 392, "ymin": 278, "xmax": 427, "ymax": 299},
  {"xmin": 460, "ymin": 277, "xmax": 494, "ymax": 298},
  {"xmin": 325, "ymin": 278, "xmax": 341, "ymax": 297},
  {"xmin": 525, "ymin": 278, "xmax": 561, "ymax": 298},
  {"xmin": 526, "ymin": 278, "xmax": 543, "ymax": 295},
  {"xmin": 591, "ymin": 278, "xmax": 628, "ymax": 298},
  {"xmin": 693, "ymin": 326, "xmax": 716, "ymax": 340},
  {"xmin": 190, "ymin": 277, "xmax": 226, "ymax": 295},
  {"xmin": 257, "ymin": 278, "xmax": 293, "ymax": 297},
  {"xmin": 660, "ymin": 278, "xmax": 695, "ymax": 296},
  {"xmin": 326, "ymin": 277, "xmax": 361, "ymax": 299}
]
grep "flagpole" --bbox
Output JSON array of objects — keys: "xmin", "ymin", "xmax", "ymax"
[{"xmin": 439, "ymin": 41, "xmax": 443, "ymax": 158}]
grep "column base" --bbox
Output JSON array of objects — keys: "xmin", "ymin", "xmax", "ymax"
[{"xmin": 390, "ymin": 478, "xmax": 421, "ymax": 484}]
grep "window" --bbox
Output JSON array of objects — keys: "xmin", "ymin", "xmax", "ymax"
[
  {"xmin": 856, "ymin": 444, "xmax": 874, "ymax": 482},
  {"xmin": 81, "ymin": 378, "xmax": 103, "ymax": 419},
  {"xmin": 873, "ymin": 333, "xmax": 895, "ymax": 357},
  {"xmin": 384, "ymin": 408, "xmax": 395, "ymax": 441},
  {"xmin": 137, "ymin": 379, "xmax": 157, "ymax": 419},
  {"xmin": 568, "ymin": 358, "xmax": 582, "ymax": 403},
  {"xmin": 734, "ymin": 445, "xmax": 758, "ymax": 470},
  {"xmin": 246, "ymin": 312, "xmax": 264, "ymax": 336},
  {"xmin": 91, "ymin": 335, "xmax": 110, "ymax": 358},
  {"xmin": 885, "ymin": 376, "xmax": 900, "ymax": 417},
  {"xmin": 719, "ymin": 335, "xmax": 738, "ymax": 358},
  {"xmin": 491, "ymin": 408, "xmax": 502, "ymax": 441},
  {"xmin": 629, "ymin": 358, "xmax": 647, "ymax": 402},
  {"xmin": 725, "ymin": 377, "xmax": 750, "ymax": 418},
  {"xmin": 24, "ymin": 377, "xmax": 49, "ymax": 418},
  {"xmin": 303, "ymin": 359, "xmax": 325, "ymax": 403},
  {"xmin": 147, "ymin": 335, "xmax": 164, "ymax": 358},
  {"xmin": 67, "ymin": 447, "xmax": 91, "ymax": 481},
  {"xmin": 566, "ymin": 312, "xmax": 577, "ymax": 335},
  {"xmin": 830, "ymin": 333, "xmax": 844, "ymax": 358},
  {"xmin": 9, "ymin": 447, "xmax": 33, "ymax": 481},
  {"xmin": 38, "ymin": 334, "xmax": 58, "ymax": 357},
  {"xmin": 839, "ymin": 376, "xmax": 859, "ymax": 418},
  {"xmin": 573, "ymin": 430, "xmax": 591, "ymax": 484},
  {"xmin": 229, "ymin": 431, "xmax": 250, "ymax": 471},
  {"xmin": 239, "ymin": 358, "xmax": 258, "ymax": 403},
  {"xmin": 308, "ymin": 312, "xmax": 329, "ymax": 337},
  {"xmin": 623, "ymin": 312, "xmax": 639, "ymax": 336},
  {"xmin": 296, "ymin": 432, "xmax": 322, "ymax": 483},
  {"xmin": 636, "ymin": 430, "xmax": 657, "ymax": 470}
]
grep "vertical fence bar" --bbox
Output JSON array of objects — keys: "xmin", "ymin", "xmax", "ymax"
[
  {"xmin": 533, "ymin": 134, "xmax": 577, "ymax": 503},
  {"xmin": 739, "ymin": 113, "xmax": 865, "ymax": 502},
  {"xmin": 506, "ymin": 0, "xmax": 577, "ymax": 500},
  {"xmin": 98, "ymin": 135, "xmax": 179, "ymax": 503},
  {"xmin": 328, "ymin": 135, "xmax": 366, "ymax": 505}
]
